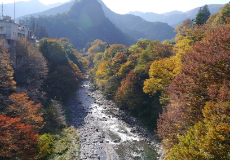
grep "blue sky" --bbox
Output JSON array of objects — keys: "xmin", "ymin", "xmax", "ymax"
[{"xmin": 2, "ymin": 0, "xmax": 230, "ymax": 14}]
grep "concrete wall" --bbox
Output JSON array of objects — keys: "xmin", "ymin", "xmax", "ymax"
[{"xmin": 0, "ymin": 16, "xmax": 36, "ymax": 68}]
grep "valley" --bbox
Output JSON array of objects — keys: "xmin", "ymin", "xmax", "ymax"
[
  {"xmin": 0, "ymin": 0, "xmax": 229, "ymax": 159},
  {"xmin": 67, "ymin": 78, "xmax": 163, "ymax": 160}
]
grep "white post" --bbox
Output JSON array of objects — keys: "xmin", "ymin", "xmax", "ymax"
[{"xmin": 14, "ymin": 0, "xmax": 15, "ymax": 22}]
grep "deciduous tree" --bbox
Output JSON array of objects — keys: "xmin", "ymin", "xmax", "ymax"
[
  {"xmin": 115, "ymin": 70, "xmax": 142, "ymax": 110},
  {"xmin": 165, "ymin": 100, "xmax": 230, "ymax": 160},
  {"xmin": 8, "ymin": 93, "xmax": 44, "ymax": 132},
  {"xmin": 0, "ymin": 115, "xmax": 38, "ymax": 159},
  {"xmin": 143, "ymin": 55, "xmax": 181, "ymax": 97},
  {"xmin": 157, "ymin": 23, "xmax": 230, "ymax": 149},
  {"xmin": 15, "ymin": 38, "xmax": 48, "ymax": 90},
  {"xmin": 0, "ymin": 41, "xmax": 16, "ymax": 110}
]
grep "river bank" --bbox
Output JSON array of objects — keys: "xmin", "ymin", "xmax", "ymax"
[{"xmin": 67, "ymin": 79, "xmax": 164, "ymax": 160}]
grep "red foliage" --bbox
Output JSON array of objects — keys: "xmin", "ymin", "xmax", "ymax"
[
  {"xmin": 8, "ymin": 93, "xmax": 44, "ymax": 132},
  {"xmin": 157, "ymin": 24, "xmax": 230, "ymax": 148},
  {"xmin": 0, "ymin": 115, "xmax": 38, "ymax": 158},
  {"xmin": 152, "ymin": 44, "xmax": 174, "ymax": 59},
  {"xmin": 115, "ymin": 70, "xmax": 142, "ymax": 109},
  {"xmin": 69, "ymin": 62, "xmax": 84, "ymax": 80}
]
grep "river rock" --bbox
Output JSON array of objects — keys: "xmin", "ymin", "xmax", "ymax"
[
  {"xmin": 99, "ymin": 139, "xmax": 103, "ymax": 143},
  {"xmin": 113, "ymin": 139, "xmax": 120, "ymax": 143},
  {"xmin": 119, "ymin": 129, "xmax": 127, "ymax": 133},
  {"xmin": 130, "ymin": 128, "xmax": 136, "ymax": 133}
]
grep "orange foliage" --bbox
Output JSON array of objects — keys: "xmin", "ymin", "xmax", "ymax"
[
  {"xmin": 115, "ymin": 70, "xmax": 142, "ymax": 109},
  {"xmin": 0, "ymin": 115, "xmax": 38, "ymax": 158},
  {"xmin": 0, "ymin": 41, "xmax": 16, "ymax": 108},
  {"xmin": 8, "ymin": 93, "xmax": 44, "ymax": 132},
  {"xmin": 157, "ymin": 23, "xmax": 230, "ymax": 149},
  {"xmin": 69, "ymin": 62, "xmax": 84, "ymax": 79}
]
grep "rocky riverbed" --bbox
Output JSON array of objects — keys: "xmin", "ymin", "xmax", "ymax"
[{"xmin": 67, "ymin": 79, "xmax": 164, "ymax": 160}]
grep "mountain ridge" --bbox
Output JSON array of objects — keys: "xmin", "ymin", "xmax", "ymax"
[
  {"xmin": 97, "ymin": 0, "xmax": 176, "ymax": 41},
  {"xmin": 3, "ymin": 0, "xmax": 64, "ymax": 18},
  {"xmin": 22, "ymin": 0, "xmax": 136, "ymax": 49},
  {"xmin": 19, "ymin": 0, "xmax": 177, "ymax": 42},
  {"xmin": 128, "ymin": 4, "xmax": 225, "ymax": 28}
]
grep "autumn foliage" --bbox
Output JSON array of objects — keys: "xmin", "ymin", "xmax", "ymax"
[
  {"xmin": 0, "ymin": 42, "xmax": 16, "ymax": 110},
  {"xmin": 15, "ymin": 38, "xmax": 48, "ymax": 89},
  {"xmin": 0, "ymin": 115, "xmax": 38, "ymax": 158},
  {"xmin": 115, "ymin": 70, "xmax": 142, "ymax": 110},
  {"xmin": 157, "ymin": 21, "xmax": 230, "ymax": 155},
  {"xmin": 8, "ymin": 93, "xmax": 44, "ymax": 132},
  {"xmin": 90, "ymin": 38, "xmax": 173, "ymax": 129},
  {"xmin": 38, "ymin": 38, "xmax": 88, "ymax": 101},
  {"xmin": 87, "ymin": 3, "xmax": 230, "ymax": 158},
  {"xmin": 0, "ymin": 35, "xmax": 85, "ymax": 159}
]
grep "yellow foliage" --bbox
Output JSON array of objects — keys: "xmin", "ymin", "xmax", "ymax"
[
  {"xmin": 81, "ymin": 57, "xmax": 89, "ymax": 71},
  {"xmin": 165, "ymin": 101, "xmax": 230, "ymax": 160},
  {"xmin": 174, "ymin": 25, "xmax": 207, "ymax": 56},
  {"xmin": 96, "ymin": 60, "xmax": 111, "ymax": 80},
  {"xmin": 143, "ymin": 55, "xmax": 181, "ymax": 96},
  {"xmin": 117, "ymin": 61, "xmax": 135, "ymax": 78},
  {"xmin": 36, "ymin": 133, "xmax": 54, "ymax": 159}
]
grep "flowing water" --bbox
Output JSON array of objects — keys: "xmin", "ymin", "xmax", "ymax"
[{"xmin": 67, "ymin": 79, "xmax": 162, "ymax": 160}]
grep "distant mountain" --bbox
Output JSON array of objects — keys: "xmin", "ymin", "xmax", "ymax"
[
  {"xmin": 19, "ymin": 0, "xmax": 177, "ymax": 42},
  {"xmin": 3, "ymin": 0, "xmax": 64, "ymax": 18},
  {"xmin": 162, "ymin": 10, "xmax": 184, "ymax": 16},
  {"xmin": 185, "ymin": 4, "xmax": 224, "ymax": 18},
  {"xmin": 129, "ymin": 4, "xmax": 225, "ymax": 28},
  {"xmin": 97, "ymin": 0, "xmax": 176, "ymax": 42},
  {"xmin": 128, "ymin": 11, "xmax": 166, "ymax": 23},
  {"xmin": 18, "ymin": 1, "xmax": 75, "ymax": 19},
  {"xmin": 22, "ymin": 0, "xmax": 136, "ymax": 49}
]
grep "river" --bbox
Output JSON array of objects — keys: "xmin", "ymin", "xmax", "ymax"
[{"xmin": 67, "ymin": 79, "xmax": 164, "ymax": 160}]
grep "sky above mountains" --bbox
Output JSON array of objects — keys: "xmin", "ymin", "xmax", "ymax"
[{"xmin": 2, "ymin": 0, "xmax": 230, "ymax": 14}]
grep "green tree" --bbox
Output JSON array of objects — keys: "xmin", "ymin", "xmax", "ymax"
[
  {"xmin": 45, "ymin": 66, "xmax": 78, "ymax": 101},
  {"xmin": 34, "ymin": 23, "xmax": 49, "ymax": 40},
  {"xmin": 202, "ymin": 4, "xmax": 211, "ymax": 23},
  {"xmin": 195, "ymin": 9, "xmax": 205, "ymax": 25},
  {"xmin": 194, "ymin": 5, "xmax": 211, "ymax": 25},
  {"xmin": 38, "ymin": 38, "xmax": 67, "ymax": 72}
]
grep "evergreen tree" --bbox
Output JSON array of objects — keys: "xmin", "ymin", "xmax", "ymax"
[
  {"xmin": 195, "ymin": 8, "xmax": 205, "ymax": 25},
  {"xmin": 202, "ymin": 4, "xmax": 211, "ymax": 22},
  {"xmin": 33, "ymin": 22, "xmax": 49, "ymax": 40},
  {"xmin": 194, "ymin": 5, "xmax": 211, "ymax": 25},
  {"xmin": 30, "ymin": 18, "xmax": 35, "ymax": 32}
]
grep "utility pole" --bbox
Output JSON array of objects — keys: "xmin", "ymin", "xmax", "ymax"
[
  {"xmin": 14, "ymin": 0, "xmax": 15, "ymax": 21},
  {"xmin": 2, "ymin": 2, "xmax": 3, "ymax": 17}
]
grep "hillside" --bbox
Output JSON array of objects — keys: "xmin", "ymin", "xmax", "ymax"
[
  {"xmin": 129, "ymin": 4, "xmax": 225, "ymax": 28},
  {"xmin": 20, "ymin": 0, "xmax": 176, "ymax": 42},
  {"xmin": 97, "ymin": 0, "xmax": 176, "ymax": 42},
  {"xmin": 22, "ymin": 0, "xmax": 136, "ymax": 50},
  {"xmin": 3, "ymin": 0, "xmax": 63, "ymax": 19},
  {"xmin": 18, "ymin": 1, "xmax": 75, "ymax": 19}
]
